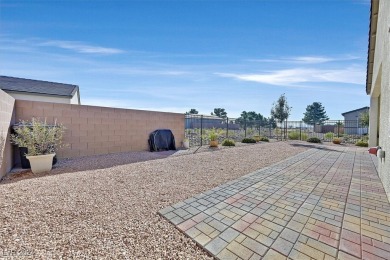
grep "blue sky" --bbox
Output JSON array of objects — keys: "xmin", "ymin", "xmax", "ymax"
[{"xmin": 0, "ymin": 0, "xmax": 370, "ymax": 120}]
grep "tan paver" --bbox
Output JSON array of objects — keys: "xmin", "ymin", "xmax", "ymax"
[{"xmin": 159, "ymin": 147, "xmax": 390, "ymax": 259}]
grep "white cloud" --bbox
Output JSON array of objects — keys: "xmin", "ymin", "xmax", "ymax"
[
  {"xmin": 81, "ymin": 97, "xmax": 187, "ymax": 114},
  {"xmin": 87, "ymin": 67, "xmax": 190, "ymax": 76},
  {"xmin": 216, "ymin": 67, "xmax": 365, "ymax": 86},
  {"xmin": 39, "ymin": 40, "xmax": 124, "ymax": 54},
  {"xmin": 247, "ymin": 55, "xmax": 361, "ymax": 64}
]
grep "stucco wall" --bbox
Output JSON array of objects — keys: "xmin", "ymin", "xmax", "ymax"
[
  {"xmin": 70, "ymin": 90, "xmax": 80, "ymax": 104},
  {"xmin": 0, "ymin": 90, "xmax": 15, "ymax": 178},
  {"xmin": 343, "ymin": 109, "xmax": 369, "ymax": 135},
  {"xmin": 369, "ymin": 0, "xmax": 390, "ymax": 200},
  {"xmin": 14, "ymin": 100, "xmax": 185, "ymax": 159}
]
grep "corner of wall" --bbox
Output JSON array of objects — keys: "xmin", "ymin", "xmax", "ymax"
[{"xmin": 0, "ymin": 89, "xmax": 16, "ymax": 179}]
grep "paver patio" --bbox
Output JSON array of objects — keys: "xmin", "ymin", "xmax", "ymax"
[{"xmin": 159, "ymin": 146, "xmax": 390, "ymax": 259}]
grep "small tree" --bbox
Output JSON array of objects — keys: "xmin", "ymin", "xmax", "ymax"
[
  {"xmin": 185, "ymin": 109, "xmax": 198, "ymax": 115},
  {"xmin": 211, "ymin": 108, "xmax": 227, "ymax": 118},
  {"xmin": 302, "ymin": 102, "xmax": 329, "ymax": 126},
  {"xmin": 359, "ymin": 111, "xmax": 369, "ymax": 128},
  {"xmin": 270, "ymin": 94, "xmax": 292, "ymax": 139}
]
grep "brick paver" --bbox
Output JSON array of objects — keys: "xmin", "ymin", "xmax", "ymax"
[{"xmin": 159, "ymin": 146, "xmax": 390, "ymax": 259}]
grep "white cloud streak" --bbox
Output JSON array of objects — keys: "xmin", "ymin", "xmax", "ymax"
[
  {"xmin": 216, "ymin": 67, "xmax": 365, "ymax": 86},
  {"xmin": 39, "ymin": 40, "xmax": 125, "ymax": 54},
  {"xmin": 247, "ymin": 55, "xmax": 361, "ymax": 64}
]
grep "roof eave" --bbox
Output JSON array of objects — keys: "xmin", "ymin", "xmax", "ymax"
[
  {"xmin": 366, "ymin": 0, "xmax": 379, "ymax": 95},
  {"xmin": 3, "ymin": 89, "xmax": 74, "ymax": 98}
]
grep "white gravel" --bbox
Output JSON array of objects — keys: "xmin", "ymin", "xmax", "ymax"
[{"xmin": 0, "ymin": 141, "xmax": 309, "ymax": 259}]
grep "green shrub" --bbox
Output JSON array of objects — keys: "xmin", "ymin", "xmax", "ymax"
[
  {"xmin": 222, "ymin": 139, "xmax": 235, "ymax": 146},
  {"xmin": 253, "ymin": 135, "xmax": 260, "ymax": 142},
  {"xmin": 288, "ymin": 131, "xmax": 300, "ymax": 140},
  {"xmin": 300, "ymin": 133, "xmax": 308, "ymax": 141},
  {"xmin": 324, "ymin": 132, "xmax": 334, "ymax": 140},
  {"xmin": 355, "ymin": 140, "xmax": 368, "ymax": 147},
  {"xmin": 242, "ymin": 138, "xmax": 256, "ymax": 143},
  {"xmin": 259, "ymin": 136, "xmax": 269, "ymax": 142},
  {"xmin": 307, "ymin": 137, "xmax": 321, "ymax": 143},
  {"xmin": 287, "ymin": 131, "xmax": 308, "ymax": 140}
]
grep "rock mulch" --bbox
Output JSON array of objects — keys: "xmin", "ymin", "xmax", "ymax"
[{"xmin": 0, "ymin": 141, "xmax": 308, "ymax": 259}]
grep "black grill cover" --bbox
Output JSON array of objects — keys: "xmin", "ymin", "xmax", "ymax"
[{"xmin": 148, "ymin": 129, "xmax": 176, "ymax": 152}]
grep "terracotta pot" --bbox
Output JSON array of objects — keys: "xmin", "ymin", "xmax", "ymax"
[
  {"xmin": 26, "ymin": 153, "xmax": 55, "ymax": 174},
  {"xmin": 209, "ymin": 140, "xmax": 218, "ymax": 147}
]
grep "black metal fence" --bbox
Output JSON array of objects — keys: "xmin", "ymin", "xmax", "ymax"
[{"xmin": 185, "ymin": 114, "xmax": 368, "ymax": 147}]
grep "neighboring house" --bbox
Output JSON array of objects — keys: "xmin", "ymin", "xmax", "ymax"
[
  {"xmin": 341, "ymin": 107, "xmax": 369, "ymax": 135},
  {"xmin": 366, "ymin": 0, "xmax": 390, "ymax": 199},
  {"xmin": 185, "ymin": 115, "xmax": 240, "ymax": 130},
  {"xmin": 0, "ymin": 76, "xmax": 80, "ymax": 104}
]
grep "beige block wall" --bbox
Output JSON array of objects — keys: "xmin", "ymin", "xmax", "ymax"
[
  {"xmin": 0, "ymin": 89, "xmax": 15, "ymax": 178},
  {"xmin": 14, "ymin": 100, "xmax": 185, "ymax": 159}
]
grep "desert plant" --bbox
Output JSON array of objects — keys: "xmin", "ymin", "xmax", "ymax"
[
  {"xmin": 332, "ymin": 138, "xmax": 342, "ymax": 144},
  {"xmin": 288, "ymin": 131, "xmax": 300, "ymax": 140},
  {"xmin": 253, "ymin": 135, "xmax": 260, "ymax": 142},
  {"xmin": 300, "ymin": 133, "xmax": 308, "ymax": 141},
  {"xmin": 259, "ymin": 136, "xmax": 269, "ymax": 142},
  {"xmin": 11, "ymin": 118, "xmax": 65, "ymax": 156},
  {"xmin": 242, "ymin": 138, "xmax": 256, "ymax": 143},
  {"xmin": 222, "ymin": 139, "xmax": 235, "ymax": 146},
  {"xmin": 307, "ymin": 137, "xmax": 321, "ymax": 143},
  {"xmin": 355, "ymin": 139, "xmax": 368, "ymax": 147},
  {"xmin": 208, "ymin": 128, "xmax": 218, "ymax": 141},
  {"xmin": 324, "ymin": 132, "xmax": 334, "ymax": 140}
]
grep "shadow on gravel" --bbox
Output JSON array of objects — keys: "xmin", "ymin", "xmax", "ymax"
[
  {"xmin": 288, "ymin": 142, "xmax": 347, "ymax": 152},
  {"xmin": 1, "ymin": 149, "xmax": 185, "ymax": 185}
]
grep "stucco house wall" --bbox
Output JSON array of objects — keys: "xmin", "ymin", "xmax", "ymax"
[
  {"xmin": 342, "ymin": 107, "xmax": 369, "ymax": 135},
  {"xmin": 367, "ymin": 0, "xmax": 390, "ymax": 199},
  {"xmin": 0, "ymin": 89, "xmax": 15, "ymax": 178}
]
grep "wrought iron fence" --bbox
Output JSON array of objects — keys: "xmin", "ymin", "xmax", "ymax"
[{"xmin": 184, "ymin": 114, "xmax": 368, "ymax": 147}]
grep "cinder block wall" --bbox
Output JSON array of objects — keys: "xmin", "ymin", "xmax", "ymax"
[
  {"xmin": 14, "ymin": 100, "xmax": 185, "ymax": 158},
  {"xmin": 0, "ymin": 90, "xmax": 15, "ymax": 178}
]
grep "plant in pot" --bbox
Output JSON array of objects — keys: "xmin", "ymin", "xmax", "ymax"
[
  {"xmin": 11, "ymin": 118, "xmax": 65, "ymax": 174},
  {"xmin": 183, "ymin": 138, "xmax": 190, "ymax": 149},
  {"xmin": 209, "ymin": 129, "xmax": 219, "ymax": 148}
]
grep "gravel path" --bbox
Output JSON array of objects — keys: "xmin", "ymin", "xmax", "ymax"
[{"xmin": 0, "ymin": 141, "xmax": 309, "ymax": 259}]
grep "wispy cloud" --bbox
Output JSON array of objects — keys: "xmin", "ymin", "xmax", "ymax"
[
  {"xmin": 247, "ymin": 55, "xmax": 361, "ymax": 64},
  {"xmin": 39, "ymin": 40, "xmax": 125, "ymax": 54},
  {"xmin": 82, "ymin": 97, "xmax": 188, "ymax": 114},
  {"xmin": 87, "ymin": 67, "xmax": 191, "ymax": 76},
  {"xmin": 216, "ymin": 67, "xmax": 365, "ymax": 86}
]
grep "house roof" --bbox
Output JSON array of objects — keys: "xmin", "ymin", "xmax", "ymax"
[
  {"xmin": 0, "ymin": 76, "xmax": 79, "ymax": 98},
  {"xmin": 366, "ymin": 0, "xmax": 379, "ymax": 95},
  {"xmin": 342, "ymin": 106, "xmax": 369, "ymax": 116}
]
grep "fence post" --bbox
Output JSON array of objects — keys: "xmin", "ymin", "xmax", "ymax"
[
  {"xmin": 244, "ymin": 119, "xmax": 247, "ymax": 137},
  {"xmin": 200, "ymin": 115, "xmax": 203, "ymax": 146},
  {"xmin": 226, "ymin": 117, "xmax": 229, "ymax": 139},
  {"xmin": 259, "ymin": 123, "xmax": 261, "ymax": 137},
  {"xmin": 269, "ymin": 124, "xmax": 271, "ymax": 139},
  {"xmin": 300, "ymin": 121, "xmax": 302, "ymax": 141},
  {"xmin": 337, "ymin": 120, "xmax": 340, "ymax": 138}
]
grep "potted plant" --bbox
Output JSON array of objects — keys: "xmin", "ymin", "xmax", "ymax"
[
  {"xmin": 209, "ymin": 130, "xmax": 218, "ymax": 147},
  {"xmin": 11, "ymin": 118, "xmax": 65, "ymax": 174},
  {"xmin": 183, "ymin": 138, "xmax": 190, "ymax": 149}
]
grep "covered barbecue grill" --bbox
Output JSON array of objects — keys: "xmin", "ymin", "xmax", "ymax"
[{"xmin": 148, "ymin": 129, "xmax": 176, "ymax": 152}]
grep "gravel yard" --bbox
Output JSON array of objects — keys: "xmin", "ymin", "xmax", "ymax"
[{"xmin": 0, "ymin": 141, "xmax": 309, "ymax": 259}]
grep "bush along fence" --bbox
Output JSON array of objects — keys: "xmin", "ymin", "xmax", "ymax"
[{"xmin": 185, "ymin": 114, "xmax": 369, "ymax": 147}]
